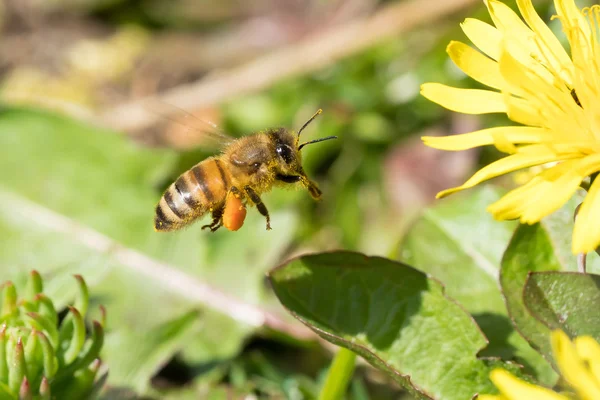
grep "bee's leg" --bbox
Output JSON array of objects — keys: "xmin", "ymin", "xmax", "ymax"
[
  {"xmin": 306, "ymin": 180, "xmax": 322, "ymax": 199},
  {"xmin": 275, "ymin": 174, "xmax": 301, "ymax": 183},
  {"xmin": 202, "ymin": 205, "xmax": 224, "ymax": 232},
  {"xmin": 230, "ymin": 186, "xmax": 243, "ymax": 198},
  {"xmin": 276, "ymin": 174, "xmax": 321, "ymax": 199},
  {"xmin": 244, "ymin": 186, "xmax": 271, "ymax": 230},
  {"xmin": 299, "ymin": 176, "xmax": 322, "ymax": 199}
]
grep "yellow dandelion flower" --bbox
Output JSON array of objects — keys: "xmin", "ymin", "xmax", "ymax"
[
  {"xmin": 479, "ymin": 330, "xmax": 600, "ymax": 400},
  {"xmin": 421, "ymin": 0, "xmax": 600, "ymax": 254}
]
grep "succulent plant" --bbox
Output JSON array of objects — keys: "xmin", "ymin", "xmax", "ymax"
[{"xmin": 0, "ymin": 271, "xmax": 106, "ymax": 400}]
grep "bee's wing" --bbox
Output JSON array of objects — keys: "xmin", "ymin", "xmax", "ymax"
[{"xmin": 143, "ymin": 99, "xmax": 236, "ymax": 150}]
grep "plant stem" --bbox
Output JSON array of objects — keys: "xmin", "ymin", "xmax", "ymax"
[
  {"xmin": 573, "ymin": 203, "xmax": 588, "ymax": 273},
  {"xmin": 318, "ymin": 347, "xmax": 357, "ymax": 400},
  {"xmin": 577, "ymin": 253, "xmax": 587, "ymax": 273}
]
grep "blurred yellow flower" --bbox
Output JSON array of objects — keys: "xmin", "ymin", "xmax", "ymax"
[
  {"xmin": 421, "ymin": 0, "xmax": 600, "ymax": 254},
  {"xmin": 480, "ymin": 330, "xmax": 600, "ymax": 400}
]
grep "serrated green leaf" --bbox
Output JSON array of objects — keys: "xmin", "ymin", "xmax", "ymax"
[
  {"xmin": 268, "ymin": 251, "xmax": 529, "ymax": 400},
  {"xmin": 400, "ymin": 186, "xmax": 553, "ymax": 382},
  {"xmin": 523, "ymin": 272, "xmax": 600, "ymax": 340},
  {"xmin": 500, "ymin": 192, "xmax": 600, "ymax": 378}
]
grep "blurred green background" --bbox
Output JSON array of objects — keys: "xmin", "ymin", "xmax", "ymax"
[{"xmin": 0, "ymin": 0, "xmax": 593, "ymax": 398}]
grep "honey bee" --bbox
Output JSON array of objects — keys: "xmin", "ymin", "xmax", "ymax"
[{"xmin": 154, "ymin": 108, "xmax": 336, "ymax": 232}]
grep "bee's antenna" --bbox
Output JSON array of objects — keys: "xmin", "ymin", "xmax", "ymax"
[
  {"xmin": 298, "ymin": 135, "xmax": 337, "ymax": 150},
  {"xmin": 297, "ymin": 109, "xmax": 322, "ymax": 138}
]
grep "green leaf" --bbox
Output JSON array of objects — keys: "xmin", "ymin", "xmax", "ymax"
[
  {"xmin": 399, "ymin": 187, "xmax": 552, "ymax": 382},
  {"xmin": 0, "ymin": 107, "xmax": 304, "ymax": 393},
  {"xmin": 500, "ymin": 192, "xmax": 600, "ymax": 375},
  {"xmin": 523, "ymin": 272, "xmax": 600, "ymax": 340},
  {"xmin": 104, "ymin": 310, "xmax": 200, "ymax": 393},
  {"xmin": 268, "ymin": 251, "xmax": 527, "ymax": 400},
  {"xmin": 400, "ymin": 187, "xmax": 512, "ymax": 316},
  {"xmin": 500, "ymin": 224, "xmax": 561, "ymax": 366}
]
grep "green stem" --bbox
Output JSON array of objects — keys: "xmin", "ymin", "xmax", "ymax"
[{"xmin": 318, "ymin": 347, "xmax": 357, "ymax": 400}]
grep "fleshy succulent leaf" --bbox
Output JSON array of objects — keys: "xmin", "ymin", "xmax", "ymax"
[
  {"xmin": 35, "ymin": 332, "xmax": 56, "ymax": 380},
  {"xmin": 24, "ymin": 272, "xmax": 43, "ymax": 301},
  {"xmin": 62, "ymin": 307, "xmax": 85, "ymax": 365},
  {"xmin": 0, "ymin": 382, "xmax": 14, "ymax": 400},
  {"xmin": 22, "ymin": 331, "xmax": 39, "ymax": 386},
  {"xmin": 98, "ymin": 306, "xmax": 106, "ymax": 330},
  {"xmin": 1, "ymin": 284, "xmax": 17, "ymax": 321},
  {"xmin": 23, "ymin": 331, "xmax": 37, "ymax": 366},
  {"xmin": 8, "ymin": 339, "xmax": 25, "ymax": 395},
  {"xmin": 24, "ymin": 315, "xmax": 57, "ymax": 349},
  {"xmin": 88, "ymin": 370, "xmax": 108, "ymax": 400},
  {"xmin": 16, "ymin": 302, "xmax": 34, "ymax": 316},
  {"xmin": 0, "ymin": 326, "xmax": 7, "ymax": 383},
  {"xmin": 39, "ymin": 377, "xmax": 49, "ymax": 400},
  {"xmin": 32, "ymin": 296, "xmax": 56, "ymax": 329},
  {"xmin": 0, "ymin": 271, "xmax": 105, "ymax": 398},
  {"xmin": 53, "ymin": 368, "xmax": 97, "ymax": 400},
  {"xmin": 54, "ymin": 320, "xmax": 104, "ymax": 384},
  {"xmin": 72, "ymin": 276, "xmax": 88, "ymax": 318},
  {"xmin": 73, "ymin": 321, "xmax": 104, "ymax": 371},
  {"xmin": 18, "ymin": 377, "xmax": 31, "ymax": 400}
]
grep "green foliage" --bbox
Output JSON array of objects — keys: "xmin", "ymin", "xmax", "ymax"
[
  {"xmin": 0, "ymin": 271, "xmax": 105, "ymax": 399},
  {"xmin": 524, "ymin": 272, "xmax": 600, "ymax": 340},
  {"xmin": 0, "ymin": 107, "xmax": 300, "ymax": 397},
  {"xmin": 400, "ymin": 187, "xmax": 555, "ymax": 384},
  {"xmin": 269, "ymin": 251, "xmax": 528, "ymax": 400},
  {"xmin": 6, "ymin": 103, "xmax": 600, "ymax": 399},
  {"xmin": 267, "ymin": 186, "xmax": 600, "ymax": 399},
  {"xmin": 4, "ymin": 1, "xmax": 600, "ymax": 395}
]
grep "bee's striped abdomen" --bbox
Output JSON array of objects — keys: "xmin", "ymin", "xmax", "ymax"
[{"xmin": 154, "ymin": 158, "xmax": 231, "ymax": 231}]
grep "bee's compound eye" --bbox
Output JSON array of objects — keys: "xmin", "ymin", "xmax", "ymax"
[{"xmin": 276, "ymin": 144, "xmax": 293, "ymax": 164}]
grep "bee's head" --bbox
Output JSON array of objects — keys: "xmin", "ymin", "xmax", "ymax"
[{"xmin": 268, "ymin": 109, "xmax": 336, "ymax": 198}]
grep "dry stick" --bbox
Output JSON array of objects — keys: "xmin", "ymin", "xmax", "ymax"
[{"xmin": 100, "ymin": 0, "xmax": 479, "ymax": 133}]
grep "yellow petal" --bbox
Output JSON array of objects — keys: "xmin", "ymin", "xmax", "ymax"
[
  {"xmin": 520, "ymin": 155, "xmax": 600, "ymax": 222},
  {"xmin": 554, "ymin": 0, "xmax": 590, "ymax": 39},
  {"xmin": 436, "ymin": 145, "xmax": 580, "ymax": 198},
  {"xmin": 504, "ymin": 94, "xmax": 543, "ymax": 127},
  {"xmin": 573, "ymin": 175, "xmax": 600, "ymax": 253},
  {"xmin": 420, "ymin": 83, "xmax": 507, "ymax": 114},
  {"xmin": 516, "ymin": 0, "xmax": 573, "ymax": 83},
  {"xmin": 575, "ymin": 336, "xmax": 600, "ymax": 386},
  {"xmin": 552, "ymin": 330, "xmax": 600, "ymax": 400},
  {"xmin": 461, "ymin": 18, "xmax": 503, "ymax": 60},
  {"xmin": 488, "ymin": 0, "xmax": 569, "ymax": 89},
  {"xmin": 486, "ymin": 0, "xmax": 533, "ymax": 39},
  {"xmin": 499, "ymin": 44, "xmax": 587, "ymax": 136},
  {"xmin": 488, "ymin": 179, "xmax": 542, "ymax": 220},
  {"xmin": 422, "ymin": 126, "xmax": 548, "ymax": 151},
  {"xmin": 489, "ymin": 369, "xmax": 568, "ymax": 400},
  {"xmin": 488, "ymin": 160, "xmax": 582, "ymax": 223},
  {"xmin": 446, "ymin": 41, "xmax": 509, "ymax": 91},
  {"xmin": 555, "ymin": 2, "xmax": 591, "ymax": 84},
  {"xmin": 518, "ymin": 164, "xmax": 582, "ymax": 223},
  {"xmin": 498, "ymin": 37, "xmax": 555, "ymax": 95}
]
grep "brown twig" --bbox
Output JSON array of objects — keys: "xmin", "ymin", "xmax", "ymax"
[{"xmin": 99, "ymin": 0, "xmax": 479, "ymax": 133}]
